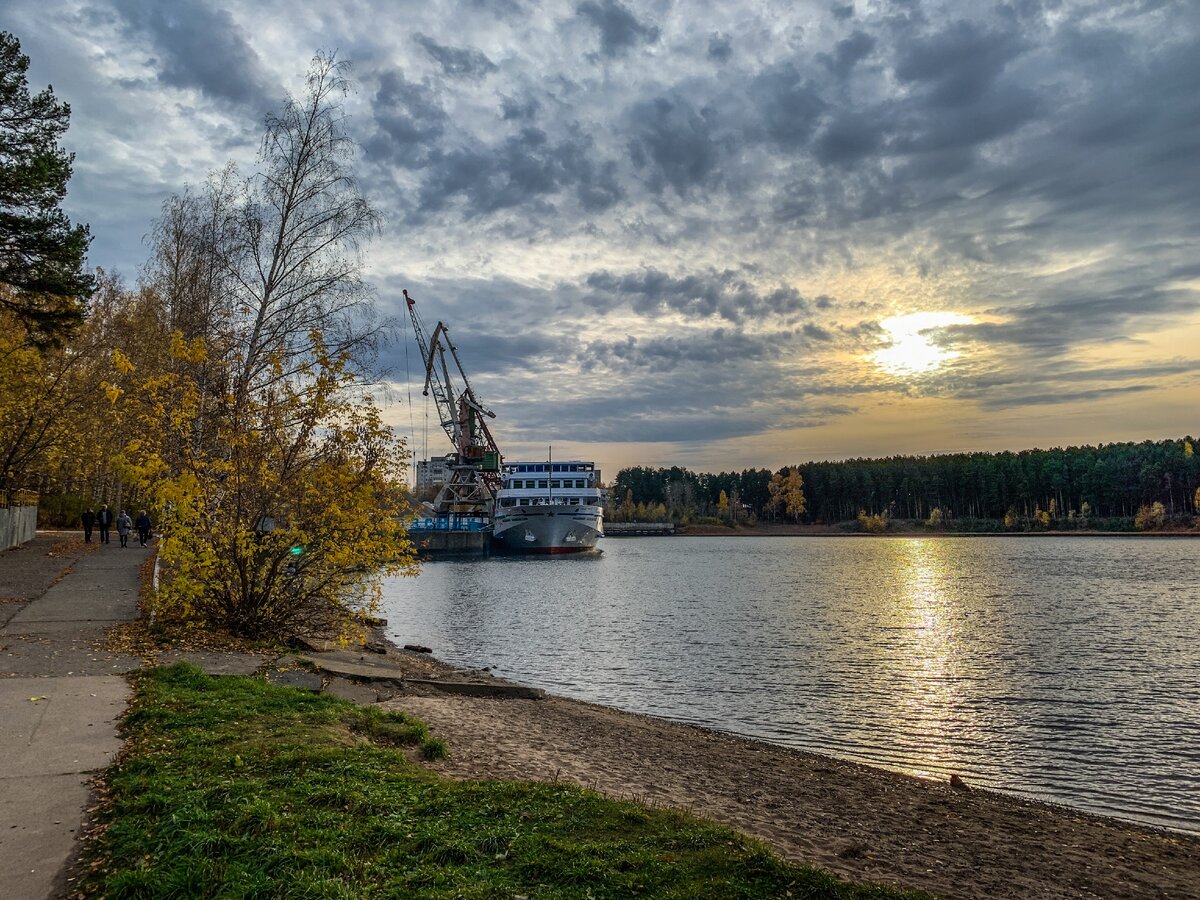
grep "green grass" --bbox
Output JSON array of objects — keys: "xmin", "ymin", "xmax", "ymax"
[{"xmin": 77, "ymin": 664, "xmax": 930, "ymax": 899}]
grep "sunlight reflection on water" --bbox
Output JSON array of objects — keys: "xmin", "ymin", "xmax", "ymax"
[{"xmin": 381, "ymin": 535, "xmax": 1200, "ymax": 833}]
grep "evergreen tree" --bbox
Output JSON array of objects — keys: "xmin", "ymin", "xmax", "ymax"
[{"xmin": 0, "ymin": 31, "xmax": 93, "ymax": 347}]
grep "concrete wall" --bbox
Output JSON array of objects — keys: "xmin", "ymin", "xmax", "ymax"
[
  {"xmin": 604, "ymin": 522, "xmax": 675, "ymax": 535},
  {"xmin": 1, "ymin": 506, "xmax": 37, "ymax": 549}
]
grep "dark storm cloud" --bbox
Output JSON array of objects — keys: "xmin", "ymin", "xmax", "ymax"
[
  {"xmin": 366, "ymin": 69, "xmax": 448, "ymax": 163},
  {"xmin": 751, "ymin": 63, "xmax": 826, "ymax": 148},
  {"xmin": 950, "ymin": 282, "xmax": 1199, "ymax": 351},
  {"xmin": 500, "ymin": 94, "xmax": 541, "ymax": 121},
  {"xmin": 380, "ymin": 273, "xmax": 841, "ymax": 446},
  {"xmin": 893, "ymin": 19, "xmax": 1028, "ymax": 108},
  {"xmin": 406, "ymin": 126, "xmax": 622, "ymax": 218},
  {"xmin": 978, "ymin": 385, "xmax": 1155, "ymax": 411},
  {"xmin": 576, "ymin": 0, "xmax": 660, "ymax": 57},
  {"xmin": 580, "ymin": 329, "xmax": 790, "ymax": 372},
  {"xmin": 627, "ymin": 96, "xmax": 721, "ymax": 196},
  {"xmin": 511, "ymin": 359, "xmax": 854, "ymax": 444},
  {"xmin": 110, "ymin": 0, "xmax": 276, "ymax": 107},
  {"xmin": 813, "ymin": 112, "xmax": 883, "ymax": 166},
  {"xmin": 412, "ymin": 34, "xmax": 497, "ymax": 80},
  {"xmin": 803, "ymin": 323, "xmax": 834, "ymax": 342},
  {"xmin": 912, "ymin": 347, "xmax": 1200, "ymax": 412},
  {"xmin": 707, "ymin": 33, "xmax": 733, "ymax": 62},
  {"xmin": 821, "ymin": 30, "xmax": 876, "ymax": 78},
  {"xmin": 585, "ymin": 268, "xmax": 808, "ymax": 323}
]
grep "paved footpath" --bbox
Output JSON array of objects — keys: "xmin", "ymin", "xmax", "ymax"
[{"xmin": 0, "ymin": 533, "xmax": 145, "ymax": 899}]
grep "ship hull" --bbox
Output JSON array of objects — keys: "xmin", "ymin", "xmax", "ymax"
[{"xmin": 492, "ymin": 506, "xmax": 603, "ymax": 553}]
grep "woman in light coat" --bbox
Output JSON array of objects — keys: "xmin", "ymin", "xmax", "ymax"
[{"xmin": 116, "ymin": 510, "xmax": 133, "ymax": 548}]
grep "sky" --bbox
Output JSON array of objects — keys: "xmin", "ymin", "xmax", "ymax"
[{"xmin": 8, "ymin": 0, "xmax": 1200, "ymax": 478}]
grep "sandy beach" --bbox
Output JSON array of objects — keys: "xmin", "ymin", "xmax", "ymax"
[{"xmin": 383, "ymin": 677, "xmax": 1200, "ymax": 900}]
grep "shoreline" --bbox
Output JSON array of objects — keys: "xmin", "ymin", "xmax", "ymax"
[
  {"xmin": 672, "ymin": 525, "xmax": 1200, "ymax": 537},
  {"xmin": 372, "ymin": 632, "xmax": 1200, "ymax": 900}
]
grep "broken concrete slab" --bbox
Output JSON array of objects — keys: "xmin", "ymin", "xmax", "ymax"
[
  {"xmin": 265, "ymin": 669, "xmax": 324, "ymax": 692},
  {"xmin": 155, "ymin": 651, "xmax": 269, "ymax": 677},
  {"xmin": 322, "ymin": 676, "xmax": 390, "ymax": 705},
  {"xmin": 293, "ymin": 653, "xmax": 409, "ymax": 684},
  {"xmin": 405, "ymin": 678, "xmax": 545, "ymax": 700}
]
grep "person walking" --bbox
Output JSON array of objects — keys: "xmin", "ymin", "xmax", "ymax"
[
  {"xmin": 96, "ymin": 504, "xmax": 113, "ymax": 544},
  {"xmin": 116, "ymin": 510, "xmax": 132, "ymax": 548},
  {"xmin": 81, "ymin": 507, "xmax": 96, "ymax": 543},
  {"xmin": 135, "ymin": 510, "xmax": 152, "ymax": 547}
]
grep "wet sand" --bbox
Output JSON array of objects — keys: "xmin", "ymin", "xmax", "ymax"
[{"xmin": 383, "ymin": 684, "xmax": 1200, "ymax": 900}]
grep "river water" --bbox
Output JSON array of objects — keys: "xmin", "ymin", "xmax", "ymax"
[{"xmin": 380, "ymin": 535, "xmax": 1200, "ymax": 833}]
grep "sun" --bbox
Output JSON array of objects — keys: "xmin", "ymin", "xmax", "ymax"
[{"xmin": 871, "ymin": 312, "xmax": 973, "ymax": 376}]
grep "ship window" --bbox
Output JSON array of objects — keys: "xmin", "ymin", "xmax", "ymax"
[
  {"xmin": 501, "ymin": 498, "xmax": 514, "ymax": 507},
  {"xmin": 538, "ymin": 480, "xmax": 548, "ymax": 489}
]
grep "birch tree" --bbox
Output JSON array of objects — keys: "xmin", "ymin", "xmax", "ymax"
[{"xmin": 120, "ymin": 54, "xmax": 415, "ymax": 639}]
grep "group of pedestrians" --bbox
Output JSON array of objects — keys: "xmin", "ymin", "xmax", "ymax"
[{"xmin": 81, "ymin": 505, "xmax": 152, "ymax": 547}]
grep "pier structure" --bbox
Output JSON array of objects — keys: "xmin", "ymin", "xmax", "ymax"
[
  {"xmin": 407, "ymin": 514, "xmax": 493, "ymax": 557},
  {"xmin": 603, "ymin": 522, "xmax": 675, "ymax": 536}
]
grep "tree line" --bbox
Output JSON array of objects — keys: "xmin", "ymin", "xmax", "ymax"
[{"xmin": 612, "ymin": 438, "xmax": 1200, "ymax": 529}]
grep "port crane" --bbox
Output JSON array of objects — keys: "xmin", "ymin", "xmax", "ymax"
[{"xmin": 404, "ymin": 289, "xmax": 502, "ymax": 516}]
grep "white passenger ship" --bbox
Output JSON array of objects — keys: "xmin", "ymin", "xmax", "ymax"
[{"xmin": 492, "ymin": 460, "xmax": 605, "ymax": 553}]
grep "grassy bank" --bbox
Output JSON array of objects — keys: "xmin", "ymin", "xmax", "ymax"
[{"xmin": 76, "ymin": 664, "xmax": 927, "ymax": 899}]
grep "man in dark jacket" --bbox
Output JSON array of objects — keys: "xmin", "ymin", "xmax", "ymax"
[
  {"xmin": 81, "ymin": 507, "xmax": 96, "ymax": 543},
  {"xmin": 96, "ymin": 504, "xmax": 113, "ymax": 544},
  {"xmin": 135, "ymin": 510, "xmax": 152, "ymax": 547}
]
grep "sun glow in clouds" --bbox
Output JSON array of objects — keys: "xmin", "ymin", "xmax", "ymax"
[{"xmin": 872, "ymin": 312, "xmax": 974, "ymax": 376}]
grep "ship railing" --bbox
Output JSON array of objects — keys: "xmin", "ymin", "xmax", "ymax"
[{"xmin": 408, "ymin": 515, "xmax": 491, "ymax": 533}]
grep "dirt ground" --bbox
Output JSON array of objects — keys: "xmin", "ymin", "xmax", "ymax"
[{"xmin": 385, "ymin": 688, "xmax": 1200, "ymax": 900}]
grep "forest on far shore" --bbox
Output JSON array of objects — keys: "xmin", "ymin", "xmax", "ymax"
[{"xmin": 609, "ymin": 437, "xmax": 1200, "ymax": 532}]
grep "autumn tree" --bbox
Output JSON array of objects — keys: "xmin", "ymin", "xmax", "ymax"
[
  {"xmin": 118, "ymin": 54, "xmax": 415, "ymax": 639},
  {"xmin": 1134, "ymin": 501, "xmax": 1166, "ymax": 531},
  {"xmin": 767, "ymin": 467, "xmax": 806, "ymax": 522},
  {"xmin": 0, "ymin": 31, "xmax": 93, "ymax": 347},
  {"xmin": 857, "ymin": 507, "xmax": 889, "ymax": 533},
  {"xmin": 121, "ymin": 335, "xmax": 414, "ymax": 638}
]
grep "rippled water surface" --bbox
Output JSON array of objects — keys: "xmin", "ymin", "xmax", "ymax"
[{"xmin": 380, "ymin": 536, "xmax": 1200, "ymax": 832}]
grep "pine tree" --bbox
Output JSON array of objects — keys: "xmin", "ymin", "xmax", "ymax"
[{"xmin": 0, "ymin": 31, "xmax": 93, "ymax": 347}]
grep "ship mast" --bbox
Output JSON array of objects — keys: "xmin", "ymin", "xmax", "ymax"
[{"xmin": 404, "ymin": 289, "xmax": 502, "ymax": 515}]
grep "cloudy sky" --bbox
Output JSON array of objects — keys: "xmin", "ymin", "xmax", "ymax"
[{"xmin": 9, "ymin": 0, "xmax": 1200, "ymax": 475}]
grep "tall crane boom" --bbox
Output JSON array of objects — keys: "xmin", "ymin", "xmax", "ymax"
[{"xmin": 404, "ymin": 290, "xmax": 502, "ymax": 513}]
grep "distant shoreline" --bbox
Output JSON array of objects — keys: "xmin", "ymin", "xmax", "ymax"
[{"xmin": 669, "ymin": 524, "xmax": 1200, "ymax": 538}]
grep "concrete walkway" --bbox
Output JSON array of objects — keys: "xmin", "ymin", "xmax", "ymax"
[{"xmin": 0, "ymin": 533, "xmax": 145, "ymax": 899}]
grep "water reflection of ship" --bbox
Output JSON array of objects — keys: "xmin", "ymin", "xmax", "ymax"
[{"xmin": 492, "ymin": 460, "xmax": 604, "ymax": 554}]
